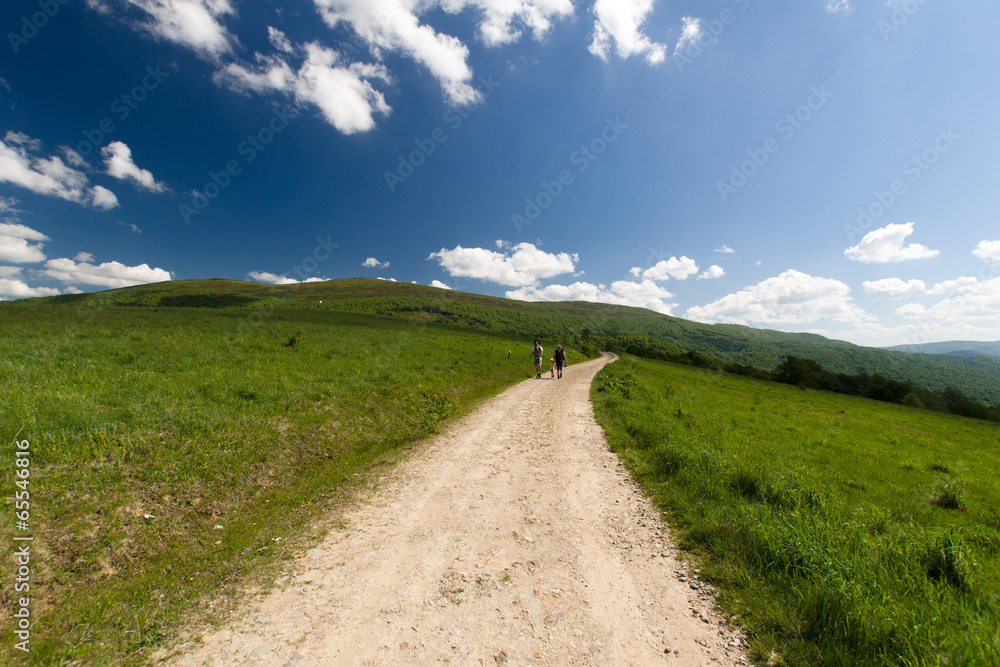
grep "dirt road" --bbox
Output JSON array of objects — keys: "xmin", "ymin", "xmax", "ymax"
[{"xmin": 166, "ymin": 353, "xmax": 748, "ymax": 666}]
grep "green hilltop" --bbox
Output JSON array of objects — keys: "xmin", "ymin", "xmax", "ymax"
[{"xmin": 13, "ymin": 276, "xmax": 1000, "ymax": 404}]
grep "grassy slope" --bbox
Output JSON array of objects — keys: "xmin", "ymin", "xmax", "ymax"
[
  {"xmin": 593, "ymin": 355, "xmax": 1000, "ymax": 666},
  {"xmin": 0, "ymin": 304, "xmax": 562, "ymax": 664},
  {"xmin": 19, "ymin": 277, "xmax": 1000, "ymax": 404}
]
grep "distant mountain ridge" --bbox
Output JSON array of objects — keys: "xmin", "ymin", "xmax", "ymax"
[
  {"xmin": 11, "ymin": 277, "xmax": 1000, "ymax": 405},
  {"xmin": 883, "ymin": 340, "xmax": 1000, "ymax": 360}
]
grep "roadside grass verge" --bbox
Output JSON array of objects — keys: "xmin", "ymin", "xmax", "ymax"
[
  {"xmin": 0, "ymin": 305, "xmax": 539, "ymax": 664},
  {"xmin": 592, "ymin": 355, "xmax": 1000, "ymax": 666}
]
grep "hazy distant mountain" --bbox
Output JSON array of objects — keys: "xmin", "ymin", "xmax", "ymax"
[{"xmin": 882, "ymin": 341, "xmax": 1000, "ymax": 359}]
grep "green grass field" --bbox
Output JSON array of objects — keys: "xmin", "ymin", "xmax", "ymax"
[
  {"xmin": 592, "ymin": 355, "xmax": 1000, "ymax": 666},
  {"xmin": 0, "ymin": 304, "xmax": 561, "ymax": 664}
]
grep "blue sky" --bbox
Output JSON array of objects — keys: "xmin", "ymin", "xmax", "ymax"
[{"xmin": 1, "ymin": 0, "xmax": 998, "ymax": 347}]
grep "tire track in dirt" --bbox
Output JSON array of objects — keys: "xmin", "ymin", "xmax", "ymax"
[{"xmin": 164, "ymin": 353, "xmax": 749, "ymax": 666}]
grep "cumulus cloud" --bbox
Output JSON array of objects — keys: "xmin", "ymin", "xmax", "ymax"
[
  {"xmin": 428, "ymin": 242, "xmax": 577, "ymax": 287},
  {"xmin": 216, "ymin": 43, "xmax": 392, "ymax": 134},
  {"xmin": 0, "ymin": 278, "xmax": 60, "ymax": 298},
  {"xmin": 862, "ymin": 277, "xmax": 925, "ymax": 299},
  {"xmin": 0, "ymin": 266, "xmax": 23, "ymax": 279},
  {"xmin": 926, "ymin": 276, "xmax": 986, "ymax": 296},
  {"xmin": 430, "ymin": 279, "xmax": 451, "ymax": 289},
  {"xmin": 0, "ymin": 222, "xmax": 49, "ymax": 263},
  {"xmin": 844, "ymin": 222, "xmax": 939, "ymax": 264},
  {"xmin": 632, "ymin": 255, "xmax": 699, "ymax": 281},
  {"xmin": 454, "ymin": 0, "xmax": 574, "ymax": 47},
  {"xmin": 973, "ymin": 239, "xmax": 1000, "ymax": 262},
  {"xmin": 507, "ymin": 278, "xmax": 676, "ymax": 315},
  {"xmin": 698, "ymin": 265, "xmax": 725, "ymax": 280},
  {"xmin": 89, "ymin": 0, "xmax": 238, "ymax": 61},
  {"xmin": 589, "ymin": 0, "xmax": 667, "ymax": 64},
  {"xmin": 686, "ymin": 269, "xmax": 872, "ymax": 326},
  {"xmin": 897, "ymin": 276, "xmax": 1000, "ymax": 324},
  {"xmin": 42, "ymin": 257, "xmax": 172, "ymax": 288},
  {"xmin": 248, "ymin": 271, "xmax": 327, "ymax": 284},
  {"xmin": 363, "ymin": 257, "xmax": 389, "ymax": 269},
  {"xmin": 102, "ymin": 141, "xmax": 169, "ymax": 192},
  {"xmin": 715, "ymin": 245, "xmax": 735, "ymax": 255},
  {"xmin": 0, "ymin": 131, "xmax": 119, "ymax": 209}
]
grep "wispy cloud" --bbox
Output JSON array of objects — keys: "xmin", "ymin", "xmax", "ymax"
[{"xmin": 0, "ymin": 131, "xmax": 118, "ymax": 209}]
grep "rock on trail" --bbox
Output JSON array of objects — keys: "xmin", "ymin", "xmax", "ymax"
[{"xmin": 165, "ymin": 353, "xmax": 748, "ymax": 666}]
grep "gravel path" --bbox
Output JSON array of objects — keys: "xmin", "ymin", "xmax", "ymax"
[{"xmin": 165, "ymin": 353, "xmax": 748, "ymax": 666}]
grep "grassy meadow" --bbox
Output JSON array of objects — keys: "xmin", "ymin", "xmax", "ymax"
[
  {"xmin": 592, "ymin": 355, "xmax": 1000, "ymax": 666},
  {"xmin": 0, "ymin": 303, "xmax": 556, "ymax": 664}
]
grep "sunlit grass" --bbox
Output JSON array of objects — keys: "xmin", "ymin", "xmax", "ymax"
[
  {"xmin": 0, "ymin": 305, "xmax": 534, "ymax": 664},
  {"xmin": 593, "ymin": 355, "xmax": 1000, "ymax": 666}
]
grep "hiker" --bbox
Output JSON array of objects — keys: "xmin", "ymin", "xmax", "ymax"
[
  {"xmin": 532, "ymin": 340, "xmax": 543, "ymax": 378},
  {"xmin": 549, "ymin": 357, "xmax": 556, "ymax": 378},
  {"xmin": 554, "ymin": 345, "xmax": 566, "ymax": 379}
]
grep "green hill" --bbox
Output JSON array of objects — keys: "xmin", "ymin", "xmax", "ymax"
[{"xmin": 13, "ymin": 277, "xmax": 1000, "ymax": 404}]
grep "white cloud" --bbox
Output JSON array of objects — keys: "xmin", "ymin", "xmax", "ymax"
[
  {"xmin": 314, "ymin": 0, "xmax": 482, "ymax": 106},
  {"xmin": 430, "ymin": 279, "xmax": 451, "ymax": 289},
  {"xmin": 42, "ymin": 257, "xmax": 172, "ymax": 288},
  {"xmin": 268, "ymin": 26, "xmax": 295, "ymax": 54},
  {"xmin": 102, "ymin": 141, "xmax": 169, "ymax": 192},
  {"xmin": 216, "ymin": 43, "xmax": 392, "ymax": 134},
  {"xmin": 376, "ymin": 276, "xmax": 397, "ymax": 281},
  {"xmin": 0, "ymin": 222, "xmax": 49, "ymax": 263},
  {"xmin": 61, "ymin": 146, "xmax": 88, "ymax": 167},
  {"xmin": 0, "ymin": 132, "xmax": 119, "ymax": 209},
  {"xmin": 926, "ymin": 276, "xmax": 980, "ymax": 296},
  {"xmin": 0, "ymin": 278, "xmax": 60, "ymax": 298},
  {"xmin": 248, "ymin": 271, "xmax": 328, "ymax": 284},
  {"xmin": 363, "ymin": 257, "xmax": 389, "ymax": 268},
  {"xmin": 74, "ymin": 251, "xmax": 95, "ymax": 262},
  {"xmin": 0, "ymin": 266, "xmax": 23, "ymax": 279},
  {"xmin": 715, "ymin": 245, "xmax": 735, "ymax": 255},
  {"xmin": 844, "ymin": 222, "xmax": 939, "ymax": 264},
  {"xmin": 90, "ymin": 185, "xmax": 120, "ymax": 210},
  {"xmin": 674, "ymin": 16, "xmax": 702, "ymax": 53},
  {"xmin": 449, "ymin": 0, "xmax": 574, "ymax": 47},
  {"xmin": 686, "ymin": 269, "xmax": 872, "ymax": 326},
  {"xmin": 634, "ymin": 255, "xmax": 699, "ymax": 281},
  {"xmin": 897, "ymin": 276, "xmax": 1000, "ymax": 324},
  {"xmin": 428, "ymin": 242, "xmax": 577, "ymax": 287},
  {"xmin": 825, "ymin": 0, "xmax": 852, "ymax": 14},
  {"xmin": 862, "ymin": 277, "xmax": 925, "ymax": 299},
  {"xmin": 0, "ymin": 196, "xmax": 19, "ymax": 217},
  {"xmin": 973, "ymin": 239, "xmax": 1000, "ymax": 262},
  {"xmin": 698, "ymin": 265, "xmax": 725, "ymax": 280},
  {"xmin": 92, "ymin": 0, "xmax": 239, "ymax": 61},
  {"xmin": 508, "ymin": 278, "xmax": 677, "ymax": 315},
  {"xmin": 248, "ymin": 270, "xmax": 299, "ymax": 285},
  {"xmin": 589, "ymin": 0, "xmax": 667, "ymax": 64}
]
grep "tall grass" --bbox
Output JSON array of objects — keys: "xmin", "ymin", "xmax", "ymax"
[
  {"xmin": 593, "ymin": 356, "xmax": 1000, "ymax": 666},
  {"xmin": 0, "ymin": 305, "xmax": 538, "ymax": 664}
]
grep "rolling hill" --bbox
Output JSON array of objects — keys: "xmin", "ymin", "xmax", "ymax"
[
  {"xmin": 10, "ymin": 277, "xmax": 1000, "ymax": 404},
  {"xmin": 883, "ymin": 340, "xmax": 1000, "ymax": 359}
]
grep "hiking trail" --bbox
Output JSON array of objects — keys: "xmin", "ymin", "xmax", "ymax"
[{"xmin": 165, "ymin": 352, "xmax": 749, "ymax": 666}]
